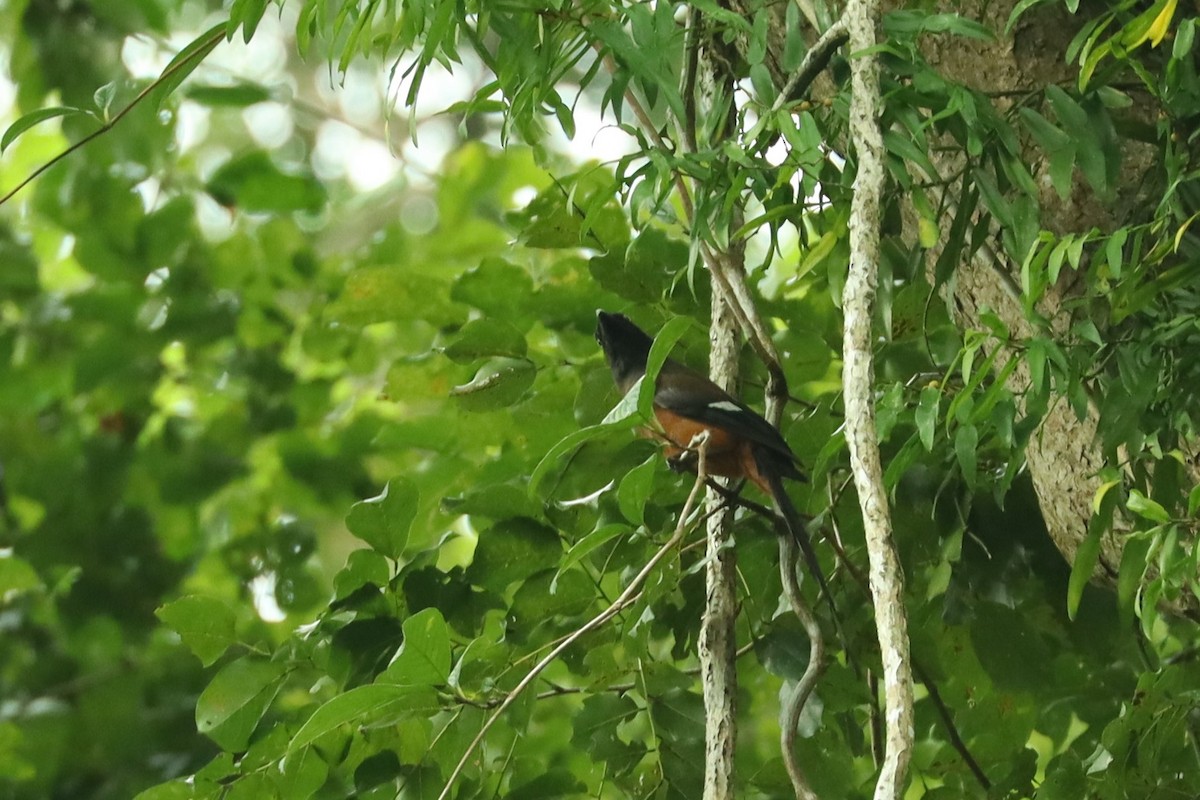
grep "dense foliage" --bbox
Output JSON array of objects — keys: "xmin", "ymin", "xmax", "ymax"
[{"xmin": 1, "ymin": 0, "xmax": 1198, "ymax": 798}]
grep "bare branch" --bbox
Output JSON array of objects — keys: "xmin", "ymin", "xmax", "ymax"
[
  {"xmin": 841, "ymin": 0, "xmax": 915, "ymax": 797},
  {"xmin": 769, "ymin": 20, "xmax": 850, "ymax": 115}
]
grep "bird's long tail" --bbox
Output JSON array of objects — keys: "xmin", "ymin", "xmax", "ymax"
[{"xmin": 765, "ymin": 470, "xmax": 843, "ymax": 634}]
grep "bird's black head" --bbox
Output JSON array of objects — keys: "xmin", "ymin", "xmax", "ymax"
[{"xmin": 595, "ymin": 310, "xmax": 653, "ymax": 392}]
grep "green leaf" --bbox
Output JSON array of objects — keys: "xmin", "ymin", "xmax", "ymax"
[
  {"xmin": 884, "ymin": 11, "xmax": 996, "ymax": 41},
  {"xmin": 589, "ymin": 229, "xmax": 684, "ymax": 301},
  {"xmin": 1048, "ymin": 147, "xmax": 1075, "ymax": 200},
  {"xmin": 915, "ymin": 385, "xmax": 940, "ymax": 451},
  {"xmin": 616, "ymin": 456, "xmax": 657, "ymax": 526},
  {"xmin": 379, "ymin": 608, "xmax": 452, "ymax": 686},
  {"xmin": 755, "ymin": 615, "xmax": 816, "ymax": 680},
  {"xmin": 589, "ymin": 19, "xmax": 685, "ymax": 122},
  {"xmin": 684, "ymin": 0, "xmax": 753, "ymax": 32},
  {"xmin": 1105, "ymin": 228, "xmax": 1127, "ymax": 279},
  {"xmin": 132, "ymin": 782, "xmax": 194, "ymax": 800},
  {"xmin": 954, "ymin": 424, "xmax": 978, "ymax": 484},
  {"xmin": 186, "ymin": 83, "xmax": 273, "ymax": 107},
  {"xmin": 1046, "ymin": 86, "xmax": 1109, "ymax": 198},
  {"xmin": 782, "ymin": 2, "xmax": 806, "ymax": 71},
  {"xmin": 466, "ymin": 517, "xmax": 561, "ymax": 593},
  {"xmin": 452, "ymin": 258, "xmax": 536, "ymax": 317},
  {"xmin": 529, "ymin": 418, "xmax": 634, "ymax": 498},
  {"xmin": 974, "ymin": 169, "xmax": 1014, "ymax": 231},
  {"xmin": 520, "ymin": 199, "xmax": 585, "ymax": 248},
  {"xmin": 639, "ymin": 316, "xmax": 693, "ymax": 419},
  {"xmin": 150, "ymin": 23, "xmax": 225, "ymax": 110},
  {"xmin": 196, "ymin": 658, "xmax": 287, "ymax": 751},
  {"xmin": 228, "ymin": 0, "xmax": 271, "ymax": 42},
  {"xmin": 206, "ymin": 151, "xmax": 327, "ymax": 213},
  {"xmin": 1027, "ymin": 338, "xmax": 1047, "ymax": 394},
  {"xmin": 884, "ymin": 130, "xmax": 938, "ymax": 186},
  {"xmin": 1068, "ymin": 482, "xmax": 1118, "ymax": 619},
  {"xmin": 1, "ymin": 106, "xmax": 91, "ymax": 153},
  {"xmin": 1173, "ymin": 17, "xmax": 1194, "ymax": 59},
  {"xmin": 0, "ymin": 554, "xmax": 42, "ymax": 598},
  {"xmin": 442, "ymin": 318, "xmax": 527, "ymax": 363},
  {"xmin": 1037, "ymin": 752, "xmax": 1085, "ymax": 800},
  {"xmin": 570, "ymin": 694, "xmax": 641, "ymax": 763},
  {"xmin": 449, "ymin": 357, "xmax": 536, "ymax": 410},
  {"xmin": 1117, "ymin": 532, "xmax": 1154, "ymax": 630},
  {"xmin": 156, "ymin": 595, "xmax": 237, "ymax": 667},
  {"xmin": 749, "ymin": 63, "xmax": 776, "ymax": 106},
  {"xmin": 345, "ymin": 479, "xmax": 420, "ymax": 559},
  {"xmin": 94, "ymin": 81, "xmax": 117, "ymax": 116},
  {"xmin": 442, "ymin": 483, "xmax": 541, "ymax": 520},
  {"xmin": 559, "ymin": 523, "xmax": 627, "ymax": 575},
  {"xmin": 287, "ymin": 684, "xmax": 435, "ymax": 753},
  {"xmin": 228, "ymin": 773, "xmax": 278, "ymax": 799},
  {"xmin": 970, "ymin": 602, "xmax": 1051, "ymax": 690},
  {"xmin": 1018, "ymin": 107, "xmax": 1076, "ymax": 200},
  {"xmin": 1018, "ymin": 107, "xmax": 1071, "ymax": 152},
  {"xmin": 1126, "ymin": 489, "xmax": 1171, "ymax": 524},
  {"xmin": 332, "ymin": 549, "xmax": 391, "ymax": 601},
  {"xmin": 333, "ymin": 267, "xmax": 459, "ymax": 327}
]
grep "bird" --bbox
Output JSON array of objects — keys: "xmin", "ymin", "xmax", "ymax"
[{"xmin": 594, "ymin": 310, "xmax": 834, "ymax": 610}]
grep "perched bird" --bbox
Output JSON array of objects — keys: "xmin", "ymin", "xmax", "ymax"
[{"xmin": 594, "ymin": 310, "xmax": 833, "ymax": 607}]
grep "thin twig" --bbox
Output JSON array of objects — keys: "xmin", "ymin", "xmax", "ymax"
[
  {"xmin": 435, "ymin": 433, "xmax": 713, "ymax": 800},
  {"xmin": 680, "ymin": 5, "xmax": 700, "ymax": 154},
  {"xmin": 912, "ymin": 661, "xmax": 990, "ymax": 789},
  {"xmin": 0, "ymin": 27, "xmax": 225, "ymax": 207}
]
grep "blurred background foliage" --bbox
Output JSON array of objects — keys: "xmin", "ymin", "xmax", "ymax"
[{"xmin": 0, "ymin": 0, "xmax": 1197, "ymax": 799}]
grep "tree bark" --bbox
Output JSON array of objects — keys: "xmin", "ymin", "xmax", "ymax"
[
  {"xmin": 843, "ymin": 1, "xmax": 915, "ymax": 797},
  {"xmin": 902, "ymin": 0, "xmax": 1197, "ymax": 614},
  {"xmin": 699, "ymin": 295, "xmax": 740, "ymax": 800}
]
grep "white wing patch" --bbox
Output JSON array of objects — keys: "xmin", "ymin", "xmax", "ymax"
[{"xmin": 708, "ymin": 401, "xmax": 742, "ymax": 413}]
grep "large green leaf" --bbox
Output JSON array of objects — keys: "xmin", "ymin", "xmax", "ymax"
[
  {"xmin": 378, "ymin": 608, "xmax": 452, "ymax": 686},
  {"xmin": 206, "ymin": 151, "xmax": 327, "ymax": 213},
  {"xmin": 196, "ymin": 658, "xmax": 288, "ymax": 751},
  {"xmin": 156, "ymin": 595, "xmax": 237, "ymax": 667},
  {"xmin": 345, "ymin": 479, "xmax": 421, "ymax": 559}
]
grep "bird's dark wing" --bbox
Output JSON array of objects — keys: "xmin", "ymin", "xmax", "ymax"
[{"xmin": 652, "ymin": 361, "xmax": 802, "ymax": 477}]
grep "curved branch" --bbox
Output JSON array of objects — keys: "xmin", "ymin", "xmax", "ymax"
[
  {"xmin": 770, "ymin": 20, "xmax": 850, "ymax": 114},
  {"xmin": 779, "ymin": 532, "xmax": 827, "ymax": 800}
]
